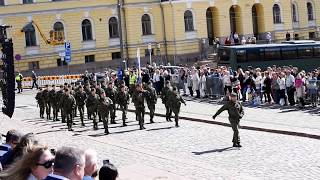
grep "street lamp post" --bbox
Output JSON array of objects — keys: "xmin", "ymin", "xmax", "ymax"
[{"xmin": 148, "ymin": 43, "xmax": 152, "ymax": 66}]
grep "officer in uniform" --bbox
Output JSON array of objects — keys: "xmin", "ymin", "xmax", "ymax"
[
  {"xmin": 145, "ymin": 81, "xmax": 157, "ymax": 123},
  {"xmin": 60, "ymin": 88, "xmax": 76, "ymax": 131},
  {"xmin": 161, "ymin": 80, "xmax": 173, "ymax": 122},
  {"xmin": 212, "ymin": 92, "xmax": 244, "ymax": 147},
  {"xmin": 42, "ymin": 85, "xmax": 51, "ymax": 120},
  {"xmin": 105, "ymin": 82, "xmax": 117, "ymax": 124},
  {"xmin": 116, "ymin": 85, "xmax": 130, "ymax": 126},
  {"xmin": 35, "ymin": 88, "xmax": 45, "ymax": 118},
  {"xmin": 75, "ymin": 85, "xmax": 87, "ymax": 126},
  {"xmin": 15, "ymin": 72, "xmax": 23, "ymax": 93},
  {"xmin": 97, "ymin": 91, "xmax": 113, "ymax": 134},
  {"xmin": 132, "ymin": 84, "xmax": 149, "ymax": 130},
  {"xmin": 169, "ymin": 87, "xmax": 186, "ymax": 127},
  {"xmin": 86, "ymin": 88, "xmax": 99, "ymax": 130},
  {"xmin": 48, "ymin": 85, "xmax": 58, "ymax": 121}
]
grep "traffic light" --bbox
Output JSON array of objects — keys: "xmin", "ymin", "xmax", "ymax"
[{"xmin": 0, "ymin": 25, "xmax": 15, "ymax": 118}]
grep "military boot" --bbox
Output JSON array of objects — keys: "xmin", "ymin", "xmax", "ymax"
[{"xmin": 93, "ymin": 123, "xmax": 98, "ymax": 130}]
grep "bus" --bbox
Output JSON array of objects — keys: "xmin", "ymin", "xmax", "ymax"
[{"xmin": 217, "ymin": 40, "xmax": 320, "ymax": 71}]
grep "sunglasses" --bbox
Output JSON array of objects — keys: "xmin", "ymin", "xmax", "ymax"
[{"xmin": 37, "ymin": 160, "xmax": 54, "ymax": 169}]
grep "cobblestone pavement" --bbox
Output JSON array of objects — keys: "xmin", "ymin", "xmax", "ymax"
[{"xmin": 1, "ymin": 90, "xmax": 320, "ymax": 179}]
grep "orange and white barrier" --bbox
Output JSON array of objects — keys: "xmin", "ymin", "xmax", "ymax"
[{"xmin": 22, "ymin": 74, "xmax": 82, "ymax": 88}]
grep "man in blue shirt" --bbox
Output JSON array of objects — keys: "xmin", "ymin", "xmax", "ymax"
[{"xmin": 0, "ymin": 130, "xmax": 21, "ymax": 169}]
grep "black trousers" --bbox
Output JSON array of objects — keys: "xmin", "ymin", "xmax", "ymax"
[
  {"xmin": 78, "ymin": 105, "xmax": 85, "ymax": 124},
  {"xmin": 32, "ymin": 80, "xmax": 38, "ymax": 89},
  {"xmin": 120, "ymin": 104, "xmax": 128, "ymax": 124},
  {"xmin": 136, "ymin": 106, "xmax": 145, "ymax": 129},
  {"xmin": 188, "ymin": 87, "xmax": 193, "ymax": 96},
  {"xmin": 229, "ymin": 118, "xmax": 240, "ymax": 144},
  {"xmin": 66, "ymin": 112, "xmax": 73, "ymax": 129},
  {"xmin": 165, "ymin": 104, "xmax": 172, "ymax": 120},
  {"xmin": 286, "ymin": 87, "xmax": 295, "ymax": 106},
  {"xmin": 147, "ymin": 103, "xmax": 155, "ymax": 122}
]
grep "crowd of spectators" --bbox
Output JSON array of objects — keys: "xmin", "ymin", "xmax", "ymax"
[
  {"xmin": 102, "ymin": 64, "xmax": 320, "ymax": 108},
  {"xmin": 0, "ymin": 130, "xmax": 118, "ymax": 180}
]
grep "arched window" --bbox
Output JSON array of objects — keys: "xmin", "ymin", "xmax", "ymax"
[
  {"xmin": 307, "ymin": 2, "xmax": 314, "ymax": 21},
  {"xmin": 53, "ymin": 22, "xmax": 65, "ymax": 41},
  {"xmin": 109, "ymin": 17, "xmax": 119, "ymax": 38},
  {"xmin": 184, "ymin": 10, "xmax": 194, "ymax": 31},
  {"xmin": 24, "ymin": 23, "xmax": 37, "ymax": 47},
  {"xmin": 82, "ymin": 19, "xmax": 93, "ymax": 41},
  {"xmin": 273, "ymin": 4, "xmax": 281, "ymax": 24},
  {"xmin": 292, "ymin": 4, "xmax": 298, "ymax": 22},
  {"xmin": 141, "ymin": 14, "xmax": 152, "ymax": 35}
]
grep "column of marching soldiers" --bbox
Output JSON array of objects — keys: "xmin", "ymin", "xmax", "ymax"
[{"xmin": 34, "ymin": 79, "xmax": 186, "ymax": 134}]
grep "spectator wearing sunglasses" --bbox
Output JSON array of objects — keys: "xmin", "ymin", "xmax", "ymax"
[
  {"xmin": 1, "ymin": 132, "xmax": 35, "ymax": 170},
  {"xmin": 0, "ymin": 145, "xmax": 54, "ymax": 180},
  {"xmin": 44, "ymin": 146, "xmax": 85, "ymax": 180}
]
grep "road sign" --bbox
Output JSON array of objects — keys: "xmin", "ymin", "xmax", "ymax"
[{"xmin": 64, "ymin": 42, "xmax": 71, "ymax": 64}]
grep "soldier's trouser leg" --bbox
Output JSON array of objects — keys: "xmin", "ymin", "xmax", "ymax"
[
  {"xmin": 120, "ymin": 105, "xmax": 127, "ymax": 126},
  {"xmin": 40, "ymin": 106, "xmax": 44, "ymax": 118},
  {"xmin": 78, "ymin": 105, "xmax": 85, "ymax": 126},
  {"xmin": 165, "ymin": 105, "xmax": 170, "ymax": 121},
  {"xmin": 74, "ymin": 106, "xmax": 77, "ymax": 117},
  {"xmin": 98, "ymin": 110, "xmax": 102, "ymax": 122},
  {"xmin": 148, "ymin": 104, "xmax": 155, "ymax": 123},
  {"xmin": 137, "ymin": 107, "xmax": 145, "ymax": 130},
  {"xmin": 61, "ymin": 109, "xmax": 66, "ymax": 123},
  {"xmin": 102, "ymin": 112, "xmax": 109, "ymax": 134},
  {"xmin": 92, "ymin": 111, "xmax": 98, "ymax": 130},
  {"xmin": 110, "ymin": 105, "xmax": 116, "ymax": 124},
  {"xmin": 67, "ymin": 113, "xmax": 72, "ymax": 130},
  {"xmin": 173, "ymin": 109, "xmax": 179, "ymax": 127},
  {"xmin": 229, "ymin": 119, "xmax": 240, "ymax": 144}
]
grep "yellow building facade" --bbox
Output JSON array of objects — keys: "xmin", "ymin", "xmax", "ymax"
[{"xmin": 0, "ymin": 0, "xmax": 319, "ymax": 73}]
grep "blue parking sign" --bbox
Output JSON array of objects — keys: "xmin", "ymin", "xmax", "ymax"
[{"xmin": 65, "ymin": 42, "xmax": 71, "ymax": 64}]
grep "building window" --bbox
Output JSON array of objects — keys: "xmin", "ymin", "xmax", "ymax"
[
  {"xmin": 85, "ymin": 55, "xmax": 95, "ymax": 63},
  {"xmin": 109, "ymin": 17, "xmax": 119, "ymax": 38},
  {"xmin": 273, "ymin": 4, "xmax": 281, "ymax": 24},
  {"xmin": 145, "ymin": 49, "xmax": 154, "ymax": 56},
  {"xmin": 28, "ymin": 61, "xmax": 39, "ymax": 70},
  {"xmin": 82, "ymin": 19, "xmax": 93, "ymax": 41},
  {"xmin": 309, "ymin": 32, "xmax": 316, "ymax": 39},
  {"xmin": 52, "ymin": 22, "xmax": 65, "ymax": 41},
  {"xmin": 292, "ymin": 4, "xmax": 298, "ymax": 22},
  {"xmin": 307, "ymin": 2, "xmax": 314, "ymax": 21},
  {"xmin": 112, "ymin": 52, "xmax": 121, "ymax": 60},
  {"xmin": 0, "ymin": 0, "xmax": 5, "ymax": 6},
  {"xmin": 23, "ymin": 0, "xmax": 33, "ymax": 4},
  {"xmin": 57, "ymin": 58, "xmax": 67, "ymax": 66},
  {"xmin": 184, "ymin": 10, "xmax": 194, "ymax": 32},
  {"xmin": 24, "ymin": 24, "xmax": 37, "ymax": 47},
  {"xmin": 141, "ymin": 14, "xmax": 152, "ymax": 35}
]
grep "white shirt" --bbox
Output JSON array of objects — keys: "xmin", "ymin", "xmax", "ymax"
[
  {"xmin": 285, "ymin": 74, "xmax": 295, "ymax": 87},
  {"xmin": 222, "ymin": 75, "xmax": 231, "ymax": 86},
  {"xmin": 153, "ymin": 73, "xmax": 160, "ymax": 82},
  {"xmin": 47, "ymin": 174, "xmax": 70, "ymax": 180},
  {"xmin": 253, "ymin": 76, "xmax": 262, "ymax": 89},
  {"xmin": 277, "ymin": 77, "xmax": 286, "ymax": 90}
]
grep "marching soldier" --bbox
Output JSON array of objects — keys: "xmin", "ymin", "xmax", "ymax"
[
  {"xmin": 95, "ymin": 83, "xmax": 104, "ymax": 122},
  {"xmin": 55, "ymin": 85, "xmax": 64, "ymax": 122},
  {"xmin": 97, "ymin": 91, "xmax": 113, "ymax": 134},
  {"xmin": 35, "ymin": 88, "xmax": 45, "ymax": 119},
  {"xmin": 132, "ymin": 84, "xmax": 149, "ymax": 130},
  {"xmin": 212, "ymin": 92, "xmax": 244, "ymax": 147},
  {"xmin": 161, "ymin": 80, "xmax": 173, "ymax": 122},
  {"xmin": 145, "ymin": 81, "xmax": 157, "ymax": 123},
  {"xmin": 105, "ymin": 82, "xmax": 117, "ymax": 124},
  {"xmin": 169, "ymin": 87, "xmax": 186, "ymax": 127},
  {"xmin": 42, "ymin": 85, "xmax": 51, "ymax": 120},
  {"xmin": 75, "ymin": 85, "xmax": 87, "ymax": 126},
  {"xmin": 86, "ymin": 88, "xmax": 99, "ymax": 130},
  {"xmin": 60, "ymin": 88, "xmax": 76, "ymax": 131},
  {"xmin": 48, "ymin": 85, "xmax": 58, "ymax": 121},
  {"xmin": 116, "ymin": 85, "xmax": 130, "ymax": 126}
]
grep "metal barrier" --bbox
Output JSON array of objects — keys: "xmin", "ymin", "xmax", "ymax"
[{"xmin": 21, "ymin": 74, "xmax": 82, "ymax": 88}]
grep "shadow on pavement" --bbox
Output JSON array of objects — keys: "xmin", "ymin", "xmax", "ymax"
[
  {"xmin": 192, "ymin": 146, "xmax": 238, "ymax": 155},
  {"xmin": 146, "ymin": 126, "xmax": 173, "ymax": 131}
]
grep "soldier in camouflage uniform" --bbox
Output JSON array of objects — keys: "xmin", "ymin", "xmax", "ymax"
[
  {"xmin": 132, "ymin": 84, "xmax": 149, "ymax": 130},
  {"xmin": 95, "ymin": 83, "xmax": 104, "ymax": 122},
  {"xmin": 48, "ymin": 85, "xmax": 58, "ymax": 121},
  {"xmin": 35, "ymin": 88, "xmax": 45, "ymax": 119},
  {"xmin": 116, "ymin": 85, "xmax": 130, "ymax": 126},
  {"xmin": 55, "ymin": 85, "xmax": 64, "ymax": 121},
  {"xmin": 161, "ymin": 80, "xmax": 173, "ymax": 122},
  {"xmin": 75, "ymin": 85, "xmax": 87, "ymax": 126},
  {"xmin": 42, "ymin": 85, "xmax": 51, "ymax": 120},
  {"xmin": 105, "ymin": 82, "xmax": 117, "ymax": 124},
  {"xmin": 60, "ymin": 88, "xmax": 76, "ymax": 131},
  {"xmin": 212, "ymin": 92, "xmax": 244, "ymax": 147},
  {"xmin": 145, "ymin": 81, "xmax": 157, "ymax": 123},
  {"xmin": 97, "ymin": 91, "xmax": 113, "ymax": 134},
  {"xmin": 169, "ymin": 87, "xmax": 186, "ymax": 127},
  {"xmin": 86, "ymin": 88, "xmax": 99, "ymax": 130}
]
